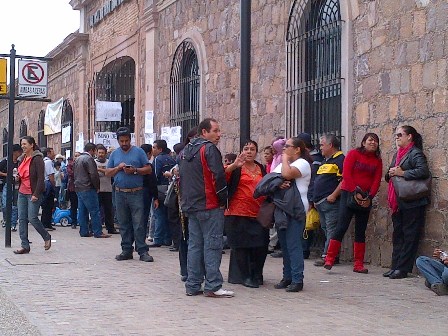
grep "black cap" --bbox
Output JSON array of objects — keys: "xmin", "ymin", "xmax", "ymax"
[
  {"xmin": 297, "ymin": 133, "xmax": 313, "ymax": 149},
  {"xmin": 12, "ymin": 144, "xmax": 23, "ymax": 152}
]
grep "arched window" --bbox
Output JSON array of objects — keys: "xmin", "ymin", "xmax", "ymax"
[
  {"xmin": 38, "ymin": 110, "xmax": 47, "ymax": 148},
  {"xmin": 286, "ymin": 0, "xmax": 342, "ymax": 140},
  {"xmin": 94, "ymin": 56, "xmax": 135, "ymax": 133},
  {"xmin": 170, "ymin": 40, "xmax": 200, "ymax": 141},
  {"xmin": 19, "ymin": 119, "xmax": 28, "ymax": 137},
  {"xmin": 2, "ymin": 128, "xmax": 8, "ymax": 158},
  {"xmin": 61, "ymin": 99, "xmax": 73, "ymax": 156}
]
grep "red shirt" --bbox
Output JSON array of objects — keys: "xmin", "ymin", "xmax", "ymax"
[
  {"xmin": 18, "ymin": 156, "xmax": 32, "ymax": 195},
  {"xmin": 341, "ymin": 149, "xmax": 382, "ymax": 197},
  {"xmin": 225, "ymin": 165, "xmax": 265, "ymax": 218}
]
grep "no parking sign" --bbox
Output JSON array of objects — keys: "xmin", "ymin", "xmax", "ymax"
[{"xmin": 18, "ymin": 60, "xmax": 48, "ymax": 97}]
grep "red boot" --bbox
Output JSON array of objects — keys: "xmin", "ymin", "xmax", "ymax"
[
  {"xmin": 353, "ymin": 242, "xmax": 368, "ymax": 274},
  {"xmin": 324, "ymin": 239, "xmax": 341, "ymax": 270}
]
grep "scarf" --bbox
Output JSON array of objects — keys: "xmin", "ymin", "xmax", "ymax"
[
  {"xmin": 271, "ymin": 138, "xmax": 286, "ymax": 170},
  {"xmin": 387, "ymin": 142, "xmax": 414, "ymax": 213}
]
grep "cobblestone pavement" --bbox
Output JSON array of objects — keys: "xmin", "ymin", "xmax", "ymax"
[{"xmin": 0, "ymin": 226, "xmax": 445, "ymax": 336}]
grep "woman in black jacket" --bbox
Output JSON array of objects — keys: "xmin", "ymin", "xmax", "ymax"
[{"xmin": 384, "ymin": 126, "xmax": 430, "ymax": 279}]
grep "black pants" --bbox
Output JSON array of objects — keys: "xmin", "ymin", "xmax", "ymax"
[
  {"xmin": 40, "ymin": 191, "xmax": 55, "ymax": 228},
  {"xmin": 179, "ymin": 218, "xmax": 189, "ymax": 277},
  {"xmin": 391, "ymin": 205, "xmax": 426, "ymax": 273},
  {"xmin": 67, "ymin": 190, "xmax": 78, "ymax": 225},
  {"xmin": 167, "ymin": 205, "xmax": 181, "ymax": 248},
  {"xmin": 228, "ymin": 246, "xmax": 268, "ymax": 284},
  {"xmin": 98, "ymin": 192, "xmax": 114, "ymax": 232},
  {"xmin": 332, "ymin": 191, "xmax": 371, "ymax": 243}
]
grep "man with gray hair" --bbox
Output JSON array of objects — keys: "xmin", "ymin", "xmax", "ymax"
[{"xmin": 312, "ymin": 134, "xmax": 345, "ymax": 267}]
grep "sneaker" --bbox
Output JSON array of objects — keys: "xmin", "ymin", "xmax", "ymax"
[
  {"xmin": 314, "ymin": 259, "xmax": 325, "ymax": 267},
  {"xmin": 431, "ymin": 283, "xmax": 448, "ymax": 296},
  {"xmin": 204, "ymin": 288, "xmax": 234, "ymax": 298},
  {"xmin": 424, "ymin": 279, "xmax": 431, "ymax": 289}
]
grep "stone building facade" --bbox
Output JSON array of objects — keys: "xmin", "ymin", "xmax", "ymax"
[{"xmin": 0, "ymin": 0, "xmax": 446, "ymax": 267}]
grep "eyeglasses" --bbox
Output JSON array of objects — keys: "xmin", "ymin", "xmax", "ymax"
[{"xmin": 283, "ymin": 144, "xmax": 296, "ymax": 149}]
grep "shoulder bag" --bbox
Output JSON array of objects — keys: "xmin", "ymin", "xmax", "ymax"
[
  {"xmin": 256, "ymin": 200, "xmax": 275, "ymax": 229},
  {"xmin": 391, "ymin": 175, "xmax": 431, "ymax": 201}
]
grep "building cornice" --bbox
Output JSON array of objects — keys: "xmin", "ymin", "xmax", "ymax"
[
  {"xmin": 46, "ymin": 32, "xmax": 89, "ymax": 59},
  {"xmin": 70, "ymin": 0, "xmax": 96, "ymax": 10}
]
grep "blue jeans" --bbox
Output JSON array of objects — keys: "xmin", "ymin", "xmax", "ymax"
[
  {"xmin": 186, "ymin": 208, "xmax": 225, "ymax": 293},
  {"xmin": 114, "ymin": 189, "xmax": 148, "ymax": 255},
  {"xmin": 315, "ymin": 198, "xmax": 340, "ymax": 255},
  {"xmin": 153, "ymin": 203, "xmax": 171, "ymax": 245},
  {"xmin": 77, "ymin": 189, "xmax": 103, "ymax": 237},
  {"xmin": 2, "ymin": 187, "xmax": 18, "ymax": 228},
  {"xmin": 416, "ymin": 256, "xmax": 448, "ymax": 286},
  {"xmin": 278, "ymin": 217, "xmax": 305, "ymax": 283},
  {"xmin": 17, "ymin": 193, "xmax": 51, "ymax": 250}
]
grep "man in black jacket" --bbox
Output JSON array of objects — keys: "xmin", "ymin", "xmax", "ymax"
[
  {"xmin": 179, "ymin": 118, "xmax": 233, "ymax": 298},
  {"xmin": 74, "ymin": 143, "xmax": 110, "ymax": 238}
]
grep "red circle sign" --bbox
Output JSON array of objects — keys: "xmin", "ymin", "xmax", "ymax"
[{"xmin": 22, "ymin": 62, "xmax": 45, "ymax": 84}]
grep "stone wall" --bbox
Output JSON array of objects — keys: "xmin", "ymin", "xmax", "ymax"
[
  {"xmin": 155, "ymin": 0, "xmax": 288, "ymax": 155},
  {"xmin": 349, "ymin": 0, "xmax": 448, "ymax": 266}
]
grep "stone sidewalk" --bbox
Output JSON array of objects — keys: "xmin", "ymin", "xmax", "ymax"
[{"xmin": 0, "ymin": 226, "xmax": 445, "ymax": 336}]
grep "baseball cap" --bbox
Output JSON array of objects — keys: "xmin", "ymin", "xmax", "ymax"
[{"xmin": 297, "ymin": 133, "xmax": 313, "ymax": 149}]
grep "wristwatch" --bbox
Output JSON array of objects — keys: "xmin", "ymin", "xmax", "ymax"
[{"xmin": 134, "ymin": 168, "xmax": 138, "ymax": 175}]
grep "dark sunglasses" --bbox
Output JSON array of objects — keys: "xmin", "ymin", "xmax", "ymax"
[{"xmin": 395, "ymin": 133, "xmax": 404, "ymax": 138}]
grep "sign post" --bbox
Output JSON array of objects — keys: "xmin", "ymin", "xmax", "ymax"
[{"xmin": 0, "ymin": 45, "xmax": 52, "ymax": 248}]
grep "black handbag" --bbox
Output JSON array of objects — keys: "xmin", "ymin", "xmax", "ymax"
[
  {"xmin": 391, "ymin": 175, "xmax": 431, "ymax": 201},
  {"xmin": 346, "ymin": 188, "xmax": 371, "ymax": 212}
]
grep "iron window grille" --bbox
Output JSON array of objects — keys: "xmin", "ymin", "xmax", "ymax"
[
  {"xmin": 170, "ymin": 40, "xmax": 200, "ymax": 142},
  {"xmin": 37, "ymin": 110, "xmax": 47, "ymax": 148},
  {"xmin": 61, "ymin": 99, "xmax": 74, "ymax": 156},
  {"xmin": 2, "ymin": 128, "xmax": 8, "ymax": 158},
  {"xmin": 286, "ymin": 0, "xmax": 342, "ymax": 141},
  {"xmin": 19, "ymin": 120, "xmax": 28, "ymax": 138},
  {"xmin": 94, "ymin": 57, "xmax": 135, "ymax": 133}
]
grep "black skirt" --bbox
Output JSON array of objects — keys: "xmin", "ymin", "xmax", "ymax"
[{"xmin": 224, "ymin": 215, "xmax": 269, "ymax": 249}]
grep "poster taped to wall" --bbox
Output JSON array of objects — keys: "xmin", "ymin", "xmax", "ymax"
[
  {"xmin": 44, "ymin": 97, "xmax": 63, "ymax": 135},
  {"xmin": 145, "ymin": 111, "xmax": 154, "ymax": 133},
  {"xmin": 95, "ymin": 131, "xmax": 136, "ymax": 149},
  {"xmin": 95, "ymin": 100, "xmax": 122, "ymax": 121},
  {"xmin": 61, "ymin": 125, "xmax": 71, "ymax": 144}
]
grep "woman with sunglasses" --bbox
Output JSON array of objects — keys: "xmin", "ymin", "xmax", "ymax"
[
  {"xmin": 324, "ymin": 133, "xmax": 382, "ymax": 273},
  {"xmin": 383, "ymin": 126, "xmax": 430, "ymax": 279},
  {"xmin": 272, "ymin": 137, "xmax": 311, "ymax": 292}
]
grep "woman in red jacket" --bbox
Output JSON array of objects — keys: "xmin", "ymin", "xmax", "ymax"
[
  {"xmin": 14, "ymin": 136, "xmax": 52, "ymax": 254},
  {"xmin": 324, "ymin": 133, "xmax": 382, "ymax": 273}
]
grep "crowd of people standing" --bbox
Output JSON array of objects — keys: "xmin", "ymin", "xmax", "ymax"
[{"xmin": 3, "ymin": 119, "xmax": 444, "ymax": 297}]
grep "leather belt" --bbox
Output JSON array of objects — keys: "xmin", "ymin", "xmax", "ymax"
[{"xmin": 115, "ymin": 186, "xmax": 143, "ymax": 193}]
